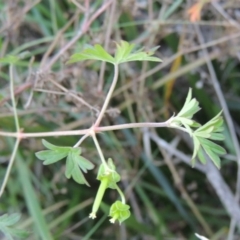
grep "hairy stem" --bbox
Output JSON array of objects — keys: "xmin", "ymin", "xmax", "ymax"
[{"xmin": 0, "ymin": 121, "xmax": 170, "ymax": 138}]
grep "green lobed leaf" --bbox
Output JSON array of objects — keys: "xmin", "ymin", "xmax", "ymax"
[
  {"xmin": 198, "ymin": 137, "xmax": 226, "ymax": 155},
  {"xmin": 67, "ymin": 44, "xmax": 115, "ymax": 64},
  {"xmin": 67, "ymin": 40, "xmax": 161, "ymax": 65},
  {"xmin": 197, "ymin": 147, "xmax": 207, "ymax": 164},
  {"xmin": 177, "ymin": 98, "xmax": 200, "ymax": 119},
  {"xmin": 192, "ymin": 136, "xmax": 200, "ymax": 160},
  {"xmin": 71, "ymin": 165, "xmax": 90, "ymax": 186},
  {"xmin": 209, "ymin": 133, "xmax": 225, "ymax": 141},
  {"xmin": 114, "ymin": 40, "xmax": 162, "ymax": 63},
  {"xmin": 65, "ymin": 153, "xmax": 75, "ymax": 178},
  {"xmin": 202, "ymin": 145, "xmax": 221, "ymax": 169},
  {"xmin": 176, "ymin": 89, "xmax": 201, "ymax": 119},
  {"xmin": 74, "ymin": 155, "xmax": 94, "ymax": 173},
  {"xmin": 35, "ymin": 150, "xmax": 69, "ymax": 165},
  {"xmin": 194, "ymin": 131, "xmax": 211, "ymax": 138},
  {"xmin": 195, "ymin": 111, "xmax": 223, "ymax": 133},
  {"xmin": 190, "ymin": 121, "xmax": 202, "ymax": 128},
  {"xmin": 41, "ymin": 139, "xmax": 71, "ymax": 151},
  {"xmin": 65, "ymin": 150, "xmax": 91, "ymax": 186},
  {"xmin": 70, "ymin": 148, "xmax": 94, "ymax": 173},
  {"xmin": 115, "ymin": 41, "xmax": 135, "ymax": 63}
]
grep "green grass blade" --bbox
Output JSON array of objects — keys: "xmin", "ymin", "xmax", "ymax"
[{"xmin": 8, "ymin": 139, "xmax": 54, "ymax": 240}]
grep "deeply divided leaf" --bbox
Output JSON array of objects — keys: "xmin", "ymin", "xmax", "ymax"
[
  {"xmin": 72, "ymin": 165, "xmax": 90, "ymax": 186},
  {"xmin": 42, "ymin": 139, "xmax": 71, "ymax": 151},
  {"xmin": 67, "ymin": 44, "xmax": 115, "ymax": 64},
  {"xmin": 65, "ymin": 152, "xmax": 75, "ymax": 178},
  {"xmin": 35, "ymin": 150, "xmax": 69, "ymax": 165},
  {"xmin": 64, "ymin": 149, "xmax": 94, "ymax": 186},
  {"xmin": 67, "ymin": 40, "xmax": 161, "ymax": 65},
  {"xmin": 198, "ymin": 137, "xmax": 226, "ymax": 155},
  {"xmin": 202, "ymin": 145, "xmax": 221, "ymax": 169}
]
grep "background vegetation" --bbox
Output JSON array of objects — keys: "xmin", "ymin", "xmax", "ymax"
[{"xmin": 0, "ymin": 0, "xmax": 240, "ymax": 239}]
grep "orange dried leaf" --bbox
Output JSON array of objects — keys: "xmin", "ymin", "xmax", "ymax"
[{"xmin": 187, "ymin": 2, "xmax": 203, "ymax": 22}]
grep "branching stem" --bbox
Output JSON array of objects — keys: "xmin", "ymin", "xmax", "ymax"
[
  {"xmin": 0, "ymin": 121, "xmax": 170, "ymax": 138},
  {"xmin": 0, "ymin": 64, "xmax": 21, "ymax": 197}
]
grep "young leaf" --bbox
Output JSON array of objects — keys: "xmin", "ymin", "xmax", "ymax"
[
  {"xmin": 65, "ymin": 152, "xmax": 90, "ymax": 186},
  {"xmin": 74, "ymin": 155, "xmax": 94, "ymax": 173},
  {"xmin": 41, "ymin": 139, "xmax": 71, "ymax": 151},
  {"xmin": 64, "ymin": 150, "xmax": 93, "ymax": 186},
  {"xmin": 115, "ymin": 41, "xmax": 161, "ymax": 64},
  {"xmin": 209, "ymin": 132, "xmax": 225, "ymax": 141},
  {"xmin": 71, "ymin": 165, "xmax": 90, "ymax": 186},
  {"xmin": 192, "ymin": 136, "xmax": 200, "ymax": 160},
  {"xmin": 175, "ymin": 89, "xmax": 201, "ymax": 119},
  {"xmin": 35, "ymin": 139, "xmax": 71, "ymax": 164},
  {"xmin": 170, "ymin": 89, "xmax": 226, "ymax": 168},
  {"xmin": 67, "ymin": 44, "xmax": 115, "ymax": 64},
  {"xmin": 198, "ymin": 137, "xmax": 226, "ymax": 155},
  {"xmin": 190, "ymin": 111, "xmax": 226, "ymax": 167},
  {"xmin": 65, "ymin": 153, "xmax": 75, "ymax": 178},
  {"xmin": 70, "ymin": 147, "xmax": 94, "ymax": 173},
  {"xmin": 197, "ymin": 147, "xmax": 207, "ymax": 165},
  {"xmin": 35, "ymin": 150, "xmax": 69, "ymax": 165},
  {"xmin": 115, "ymin": 41, "xmax": 135, "ymax": 63},
  {"xmin": 67, "ymin": 40, "xmax": 162, "ymax": 65},
  {"xmin": 202, "ymin": 144, "xmax": 221, "ymax": 169},
  {"xmin": 195, "ymin": 111, "xmax": 223, "ymax": 133}
]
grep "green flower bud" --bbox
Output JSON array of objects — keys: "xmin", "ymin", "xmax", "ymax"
[
  {"xmin": 89, "ymin": 159, "xmax": 121, "ymax": 219},
  {"xmin": 109, "ymin": 201, "xmax": 130, "ymax": 224}
]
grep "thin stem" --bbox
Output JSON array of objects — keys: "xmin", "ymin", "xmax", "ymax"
[
  {"xmin": 94, "ymin": 64, "xmax": 119, "ymax": 127},
  {"xmin": 9, "ymin": 64, "xmax": 20, "ymax": 132},
  {"xmin": 0, "ymin": 121, "xmax": 171, "ymax": 138},
  {"xmin": 97, "ymin": 0, "xmax": 117, "ymax": 92},
  {"xmin": 0, "ymin": 129, "xmax": 89, "ymax": 138},
  {"xmin": 91, "ymin": 130, "xmax": 109, "ymax": 170},
  {"xmin": 73, "ymin": 133, "xmax": 89, "ymax": 147},
  {"xmin": 0, "ymin": 64, "xmax": 21, "ymax": 197},
  {"xmin": 98, "ymin": 121, "xmax": 169, "ymax": 132},
  {"xmin": 0, "ymin": 138, "xmax": 20, "ymax": 197},
  {"xmin": 115, "ymin": 184, "xmax": 126, "ymax": 204},
  {"xmin": 169, "ymin": 125, "xmax": 192, "ymax": 135}
]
